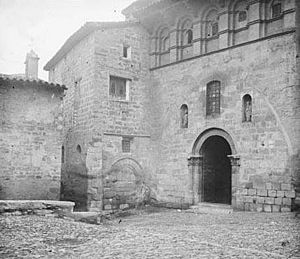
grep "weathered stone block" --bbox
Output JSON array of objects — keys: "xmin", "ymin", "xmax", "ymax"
[
  {"xmin": 264, "ymin": 205, "xmax": 272, "ymax": 212},
  {"xmin": 266, "ymin": 183, "xmax": 272, "ymax": 190},
  {"xmin": 256, "ymin": 204, "xmax": 264, "ymax": 212},
  {"xmin": 257, "ymin": 189, "xmax": 267, "ymax": 197},
  {"xmin": 244, "ymin": 196, "xmax": 254, "ymax": 203},
  {"xmin": 282, "ymin": 198, "xmax": 292, "ymax": 206},
  {"xmin": 268, "ymin": 190, "xmax": 277, "ymax": 197},
  {"xmin": 284, "ymin": 191, "xmax": 296, "ymax": 198},
  {"xmin": 281, "ymin": 207, "xmax": 291, "ymax": 212},
  {"xmin": 104, "ymin": 205, "xmax": 112, "ymax": 210},
  {"xmin": 248, "ymin": 189, "xmax": 256, "ymax": 196},
  {"xmin": 120, "ymin": 204, "xmax": 129, "ymax": 210},
  {"xmin": 257, "ymin": 197, "xmax": 265, "ymax": 204},
  {"xmin": 276, "ymin": 191, "xmax": 285, "ymax": 197},
  {"xmin": 264, "ymin": 197, "xmax": 275, "ymax": 205},
  {"xmin": 281, "ymin": 183, "xmax": 292, "ymax": 191},
  {"xmin": 272, "ymin": 205, "xmax": 280, "ymax": 212},
  {"xmin": 274, "ymin": 197, "xmax": 282, "ymax": 205}
]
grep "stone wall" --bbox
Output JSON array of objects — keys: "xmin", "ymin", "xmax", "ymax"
[
  {"xmin": 49, "ymin": 23, "xmax": 154, "ymax": 211},
  {"xmin": 149, "ymin": 32, "xmax": 298, "ymax": 212},
  {"xmin": 0, "ymin": 80, "xmax": 64, "ymax": 200}
]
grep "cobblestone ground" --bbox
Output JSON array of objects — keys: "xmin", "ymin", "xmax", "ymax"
[{"xmin": 0, "ymin": 209, "xmax": 300, "ymax": 259}]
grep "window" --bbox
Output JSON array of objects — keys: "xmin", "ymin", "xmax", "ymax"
[
  {"xmin": 122, "ymin": 137, "xmax": 131, "ymax": 153},
  {"xmin": 211, "ymin": 22, "xmax": 219, "ymax": 36},
  {"xmin": 180, "ymin": 104, "xmax": 188, "ymax": 128},
  {"xmin": 238, "ymin": 11, "xmax": 247, "ymax": 22},
  {"xmin": 186, "ymin": 30, "xmax": 193, "ymax": 44},
  {"xmin": 123, "ymin": 45, "xmax": 131, "ymax": 59},
  {"xmin": 206, "ymin": 81, "xmax": 221, "ymax": 116},
  {"xmin": 162, "ymin": 36, "xmax": 169, "ymax": 52},
  {"xmin": 160, "ymin": 28, "xmax": 170, "ymax": 52},
  {"xmin": 61, "ymin": 146, "xmax": 65, "ymax": 164},
  {"xmin": 242, "ymin": 94, "xmax": 252, "ymax": 122},
  {"xmin": 109, "ymin": 76, "xmax": 129, "ymax": 100},
  {"xmin": 76, "ymin": 144, "xmax": 82, "ymax": 153},
  {"xmin": 272, "ymin": 1, "xmax": 282, "ymax": 18}
]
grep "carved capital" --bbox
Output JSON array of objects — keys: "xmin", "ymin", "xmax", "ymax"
[
  {"xmin": 187, "ymin": 155, "xmax": 203, "ymax": 167},
  {"xmin": 228, "ymin": 155, "xmax": 241, "ymax": 167}
]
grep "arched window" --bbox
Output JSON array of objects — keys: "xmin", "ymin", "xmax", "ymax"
[
  {"xmin": 180, "ymin": 19, "xmax": 193, "ymax": 45},
  {"xmin": 160, "ymin": 29, "xmax": 169, "ymax": 52},
  {"xmin": 206, "ymin": 81, "xmax": 221, "ymax": 116},
  {"xmin": 238, "ymin": 11, "xmax": 247, "ymax": 22},
  {"xmin": 242, "ymin": 94, "xmax": 252, "ymax": 122},
  {"xmin": 76, "ymin": 144, "xmax": 82, "ymax": 153},
  {"xmin": 186, "ymin": 29, "xmax": 193, "ymax": 44},
  {"xmin": 206, "ymin": 10, "xmax": 219, "ymax": 37},
  {"xmin": 271, "ymin": 0, "xmax": 282, "ymax": 18},
  {"xmin": 180, "ymin": 104, "xmax": 188, "ymax": 128},
  {"xmin": 234, "ymin": 1, "xmax": 248, "ymax": 25}
]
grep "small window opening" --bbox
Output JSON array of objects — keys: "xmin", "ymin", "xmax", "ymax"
[
  {"xmin": 242, "ymin": 94, "xmax": 252, "ymax": 122},
  {"xmin": 186, "ymin": 30, "xmax": 193, "ymax": 44},
  {"xmin": 180, "ymin": 104, "xmax": 188, "ymax": 128},
  {"xmin": 76, "ymin": 144, "xmax": 82, "ymax": 153},
  {"xmin": 61, "ymin": 146, "xmax": 65, "ymax": 163},
  {"xmin": 122, "ymin": 137, "xmax": 131, "ymax": 153},
  {"xmin": 238, "ymin": 11, "xmax": 247, "ymax": 22},
  {"xmin": 206, "ymin": 81, "xmax": 221, "ymax": 116},
  {"xmin": 123, "ymin": 45, "xmax": 131, "ymax": 59},
  {"xmin": 272, "ymin": 3, "xmax": 281, "ymax": 18}
]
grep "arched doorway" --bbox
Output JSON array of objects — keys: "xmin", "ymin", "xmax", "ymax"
[
  {"xmin": 189, "ymin": 128, "xmax": 240, "ymax": 206},
  {"xmin": 201, "ymin": 136, "xmax": 232, "ymax": 204}
]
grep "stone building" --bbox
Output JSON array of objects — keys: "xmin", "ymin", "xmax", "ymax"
[
  {"xmin": 0, "ymin": 51, "xmax": 66, "ymax": 200},
  {"xmin": 44, "ymin": 0, "xmax": 300, "ymax": 212}
]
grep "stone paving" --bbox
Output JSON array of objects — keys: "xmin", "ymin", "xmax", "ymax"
[{"xmin": 0, "ymin": 208, "xmax": 300, "ymax": 258}]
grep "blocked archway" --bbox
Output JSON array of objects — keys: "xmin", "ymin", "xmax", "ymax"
[
  {"xmin": 189, "ymin": 128, "xmax": 240, "ymax": 205},
  {"xmin": 103, "ymin": 158, "xmax": 149, "ymax": 210}
]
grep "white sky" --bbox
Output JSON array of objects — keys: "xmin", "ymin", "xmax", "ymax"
[{"xmin": 0, "ymin": 0, "xmax": 136, "ymax": 80}]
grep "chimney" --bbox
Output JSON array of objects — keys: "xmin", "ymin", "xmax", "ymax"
[{"xmin": 25, "ymin": 50, "xmax": 39, "ymax": 80}]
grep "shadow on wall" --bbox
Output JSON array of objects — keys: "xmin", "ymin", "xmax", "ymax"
[{"xmin": 61, "ymin": 144, "xmax": 88, "ymax": 211}]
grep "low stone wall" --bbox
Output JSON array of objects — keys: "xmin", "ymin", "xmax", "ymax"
[
  {"xmin": 235, "ymin": 183, "xmax": 296, "ymax": 212},
  {"xmin": 0, "ymin": 200, "xmax": 75, "ymax": 216}
]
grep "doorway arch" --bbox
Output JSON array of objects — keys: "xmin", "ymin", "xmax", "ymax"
[{"xmin": 189, "ymin": 128, "xmax": 240, "ymax": 205}]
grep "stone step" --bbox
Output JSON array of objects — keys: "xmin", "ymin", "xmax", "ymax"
[
  {"xmin": 0, "ymin": 200, "xmax": 75, "ymax": 215},
  {"xmin": 187, "ymin": 202, "xmax": 233, "ymax": 214}
]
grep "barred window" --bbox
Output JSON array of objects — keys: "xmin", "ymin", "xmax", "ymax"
[
  {"xmin": 122, "ymin": 137, "xmax": 131, "ymax": 153},
  {"xmin": 109, "ymin": 76, "xmax": 128, "ymax": 100},
  {"xmin": 206, "ymin": 81, "xmax": 221, "ymax": 116}
]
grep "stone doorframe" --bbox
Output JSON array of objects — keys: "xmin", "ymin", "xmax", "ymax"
[{"xmin": 188, "ymin": 128, "xmax": 240, "ymax": 206}]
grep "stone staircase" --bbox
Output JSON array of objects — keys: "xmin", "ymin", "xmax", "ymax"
[{"xmin": 186, "ymin": 202, "xmax": 233, "ymax": 214}]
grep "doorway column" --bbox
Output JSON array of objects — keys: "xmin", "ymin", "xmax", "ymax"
[
  {"xmin": 228, "ymin": 155, "xmax": 241, "ymax": 208},
  {"xmin": 188, "ymin": 155, "xmax": 203, "ymax": 204}
]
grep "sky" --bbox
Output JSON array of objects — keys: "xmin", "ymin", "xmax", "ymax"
[{"xmin": 0, "ymin": 0, "xmax": 136, "ymax": 80}]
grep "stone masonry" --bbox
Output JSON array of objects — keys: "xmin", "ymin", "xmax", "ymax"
[
  {"xmin": 0, "ymin": 75, "xmax": 65, "ymax": 200},
  {"xmin": 44, "ymin": 0, "xmax": 300, "ymax": 212}
]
